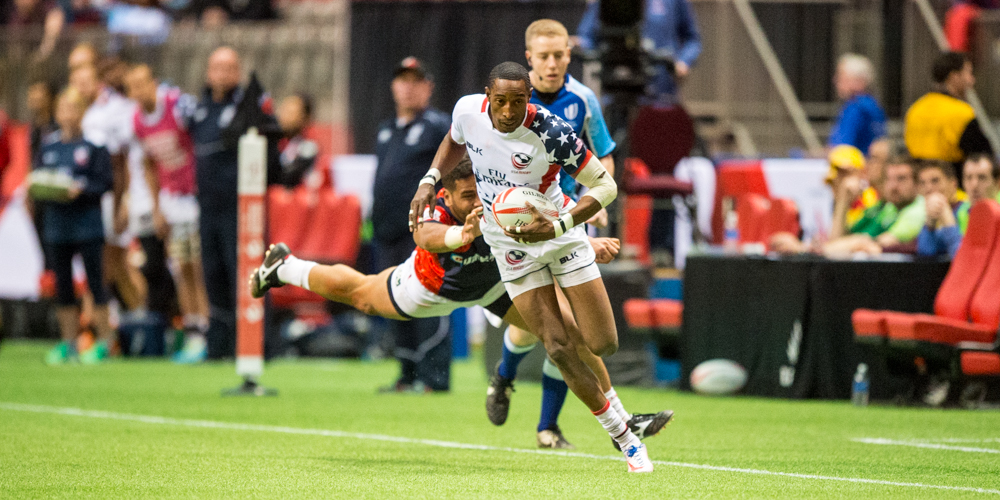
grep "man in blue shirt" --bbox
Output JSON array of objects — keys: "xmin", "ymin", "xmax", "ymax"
[
  {"xmin": 372, "ymin": 57, "xmax": 454, "ymax": 393},
  {"xmin": 829, "ymin": 54, "xmax": 887, "ymax": 155},
  {"xmin": 486, "ymin": 19, "xmax": 672, "ymax": 451},
  {"xmin": 577, "ymin": 0, "xmax": 702, "ymax": 100}
]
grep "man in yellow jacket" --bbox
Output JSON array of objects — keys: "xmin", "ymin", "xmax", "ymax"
[{"xmin": 905, "ymin": 52, "xmax": 993, "ymax": 181}]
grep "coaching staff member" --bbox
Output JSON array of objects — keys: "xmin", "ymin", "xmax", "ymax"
[
  {"xmin": 188, "ymin": 46, "xmax": 280, "ymax": 359},
  {"xmin": 372, "ymin": 57, "xmax": 453, "ymax": 392}
]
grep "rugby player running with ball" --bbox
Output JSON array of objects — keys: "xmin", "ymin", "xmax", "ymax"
[{"xmin": 410, "ymin": 62, "xmax": 653, "ymax": 473}]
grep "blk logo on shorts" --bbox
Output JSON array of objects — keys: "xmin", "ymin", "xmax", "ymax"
[
  {"xmin": 506, "ymin": 250, "xmax": 527, "ymax": 265},
  {"xmin": 511, "ymin": 152, "xmax": 532, "ymax": 170},
  {"xmin": 559, "ymin": 251, "xmax": 579, "ymax": 265}
]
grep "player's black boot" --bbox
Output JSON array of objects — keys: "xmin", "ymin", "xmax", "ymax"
[
  {"xmin": 486, "ymin": 364, "xmax": 515, "ymax": 426},
  {"xmin": 250, "ymin": 243, "xmax": 291, "ymax": 299},
  {"xmin": 612, "ymin": 410, "xmax": 674, "ymax": 451}
]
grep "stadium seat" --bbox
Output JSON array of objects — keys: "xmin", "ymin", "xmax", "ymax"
[
  {"xmin": 961, "ymin": 351, "xmax": 1000, "ymax": 376},
  {"xmin": 853, "ymin": 200, "xmax": 1000, "ymax": 348},
  {"xmin": 623, "ymin": 298, "xmax": 683, "ymax": 335},
  {"xmin": 622, "ymin": 158, "xmax": 653, "ymax": 264},
  {"xmin": 297, "ymin": 190, "xmax": 361, "ymax": 266},
  {"xmin": 736, "ymin": 193, "xmax": 770, "ymax": 244},
  {"xmin": 764, "ymin": 198, "xmax": 800, "ymax": 240},
  {"xmin": 267, "ymin": 186, "xmax": 315, "ymax": 251}
]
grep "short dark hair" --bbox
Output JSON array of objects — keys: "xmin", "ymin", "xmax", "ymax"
[
  {"xmin": 443, "ymin": 156, "xmax": 475, "ymax": 190},
  {"xmin": 886, "ymin": 155, "xmax": 918, "ymax": 181},
  {"xmin": 965, "ymin": 153, "xmax": 1000, "ymax": 181},
  {"xmin": 487, "ymin": 62, "xmax": 531, "ymax": 91},
  {"xmin": 932, "ymin": 52, "xmax": 969, "ymax": 84},
  {"xmin": 917, "ymin": 160, "xmax": 957, "ymax": 180}
]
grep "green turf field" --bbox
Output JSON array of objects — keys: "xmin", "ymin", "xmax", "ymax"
[{"xmin": 1, "ymin": 340, "xmax": 998, "ymax": 499}]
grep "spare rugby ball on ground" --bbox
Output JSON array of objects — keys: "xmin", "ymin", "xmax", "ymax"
[{"xmin": 690, "ymin": 359, "xmax": 748, "ymax": 395}]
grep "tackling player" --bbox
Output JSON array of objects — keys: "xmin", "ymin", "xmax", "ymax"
[
  {"xmin": 489, "ymin": 19, "xmax": 671, "ymax": 451},
  {"xmin": 126, "ymin": 64, "xmax": 211, "ymax": 363},
  {"xmin": 249, "ymin": 159, "xmax": 617, "ymax": 347},
  {"xmin": 410, "ymin": 62, "xmax": 653, "ymax": 472}
]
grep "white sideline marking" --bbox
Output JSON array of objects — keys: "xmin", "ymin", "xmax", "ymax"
[
  {"xmin": 2, "ymin": 402, "xmax": 999, "ymax": 496},
  {"xmin": 854, "ymin": 437, "xmax": 1000, "ymax": 454},
  {"xmin": 910, "ymin": 438, "xmax": 1000, "ymax": 444}
]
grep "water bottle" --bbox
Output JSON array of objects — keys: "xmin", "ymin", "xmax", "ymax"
[
  {"xmin": 851, "ymin": 363, "xmax": 869, "ymax": 406},
  {"xmin": 723, "ymin": 198, "xmax": 740, "ymax": 254}
]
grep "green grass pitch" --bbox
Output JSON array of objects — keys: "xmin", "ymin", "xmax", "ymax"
[{"xmin": 1, "ymin": 340, "xmax": 998, "ymax": 499}]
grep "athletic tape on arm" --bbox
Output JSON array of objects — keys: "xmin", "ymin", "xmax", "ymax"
[{"xmin": 573, "ymin": 155, "xmax": 617, "ymax": 208}]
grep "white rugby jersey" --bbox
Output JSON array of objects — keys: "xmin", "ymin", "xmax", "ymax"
[
  {"xmin": 83, "ymin": 87, "xmax": 154, "ymax": 228},
  {"xmin": 450, "ymin": 94, "xmax": 594, "ymax": 220}
]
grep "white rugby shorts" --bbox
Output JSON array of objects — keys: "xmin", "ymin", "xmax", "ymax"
[
  {"xmin": 481, "ymin": 210, "xmax": 601, "ymax": 299},
  {"xmin": 387, "ymin": 254, "xmax": 511, "ymax": 319}
]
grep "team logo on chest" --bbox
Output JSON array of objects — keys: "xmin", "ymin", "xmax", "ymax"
[
  {"xmin": 564, "ymin": 103, "xmax": 579, "ymax": 121},
  {"xmin": 511, "ymin": 152, "xmax": 533, "ymax": 170}
]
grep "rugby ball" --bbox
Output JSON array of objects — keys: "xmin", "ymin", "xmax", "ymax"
[
  {"xmin": 491, "ymin": 186, "xmax": 560, "ymax": 228},
  {"xmin": 690, "ymin": 359, "xmax": 748, "ymax": 395}
]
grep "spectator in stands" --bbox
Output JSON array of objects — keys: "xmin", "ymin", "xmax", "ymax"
[
  {"xmin": 829, "ymin": 54, "xmax": 886, "ymax": 155},
  {"xmin": 373, "ymin": 57, "xmax": 452, "ymax": 393},
  {"xmin": 190, "ymin": 0, "xmax": 276, "ymax": 28},
  {"xmin": 576, "ymin": 0, "xmax": 701, "ymax": 102},
  {"xmin": 827, "ymin": 145, "xmax": 878, "ymax": 240},
  {"xmin": 916, "ymin": 161, "xmax": 965, "ymax": 257},
  {"xmin": 276, "ymin": 93, "xmax": 318, "ymax": 189},
  {"xmin": 825, "ymin": 157, "xmax": 926, "ymax": 255},
  {"xmin": 186, "ymin": 47, "xmax": 279, "ymax": 359},
  {"xmin": 905, "ymin": 52, "xmax": 994, "ymax": 180},
  {"xmin": 957, "ymin": 152, "xmax": 1000, "ymax": 218},
  {"xmin": 945, "ymin": 0, "xmax": 997, "ymax": 52},
  {"xmin": 1, "ymin": 0, "xmax": 65, "ymax": 60},
  {"xmin": 34, "ymin": 88, "xmax": 113, "ymax": 365},
  {"xmin": 866, "ymin": 137, "xmax": 891, "ymax": 196},
  {"xmin": 27, "ymin": 80, "xmax": 57, "ymax": 162}
]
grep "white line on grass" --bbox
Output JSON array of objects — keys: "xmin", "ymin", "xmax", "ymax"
[
  {"xmin": 853, "ymin": 437, "xmax": 1000, "ymax": 454},
  {"xmin": 908, "ymin": 438, "xmax": 1000, "ymax": 444},
  {"xmin": 2, "ymin": 402, "xmax": 999, "ymax": 496}
]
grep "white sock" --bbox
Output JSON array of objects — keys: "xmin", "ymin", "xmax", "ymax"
[
  {"xmin": 276, "ymin": 256, "xmax": 317, "ymax": 291},
  {"xmin": 593, "ymin": 400, "xmax": 640, "ymax": 451},
  {"xmin": 605, "ymin": 388, "xmax": 631, "ymax": 422}
]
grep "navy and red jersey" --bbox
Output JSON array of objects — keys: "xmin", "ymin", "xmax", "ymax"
[{"xmin": 414, "ymin": 190, "xmax": 500, "ymax": 302}]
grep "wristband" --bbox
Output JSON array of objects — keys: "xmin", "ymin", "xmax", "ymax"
[
  {"xmin": 553, "ymin": 213, "xmax": 574, "ymax": 238},
  {"xmin": 419, "ymin": 168, "xmax": 442, "ymax": 186},
  {"xmin": 444, "ymin": 225, "xmax": 465, "ymax": 249}
]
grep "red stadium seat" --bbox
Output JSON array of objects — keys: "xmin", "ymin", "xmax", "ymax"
[
  {"xmin": 623, "ymin": 298, "xmax": 682, "ymax": 334},
  {"xmin": 961, "ymin": 351, "xmax": 1000, "ymax": 376},
  {"xmin": 622, "ymin": 158, "xmax": 653, "ymax": 264},
  {"xmin": 267, "ymin": 187, "xmax": 314, "ymax": 250},
  {"xmin": 764, "ymin": 198, "xmax": 800, "ymax": 240},
  {"xmin": 297, "ymin": 190, "xmax": 361, "ymax": 266},
  {"xmin": 736, "ymin": 193, "xmax": 770, "ymax": 244},
  {"xmin": 651, "ymin": 299, "xmax": 683, "ymax": 330},
  {"xmin": 624, "ymin": 299, "xmax": 654, "ymax": 330},
  {"xmin": 854, "ymin": 200, "xmax": 1000, "ymax": 347}
]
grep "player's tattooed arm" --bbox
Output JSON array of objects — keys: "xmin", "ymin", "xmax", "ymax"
[{"xmin": 410, "ymin": 135, "xmax": 467, "ymax": 231}]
